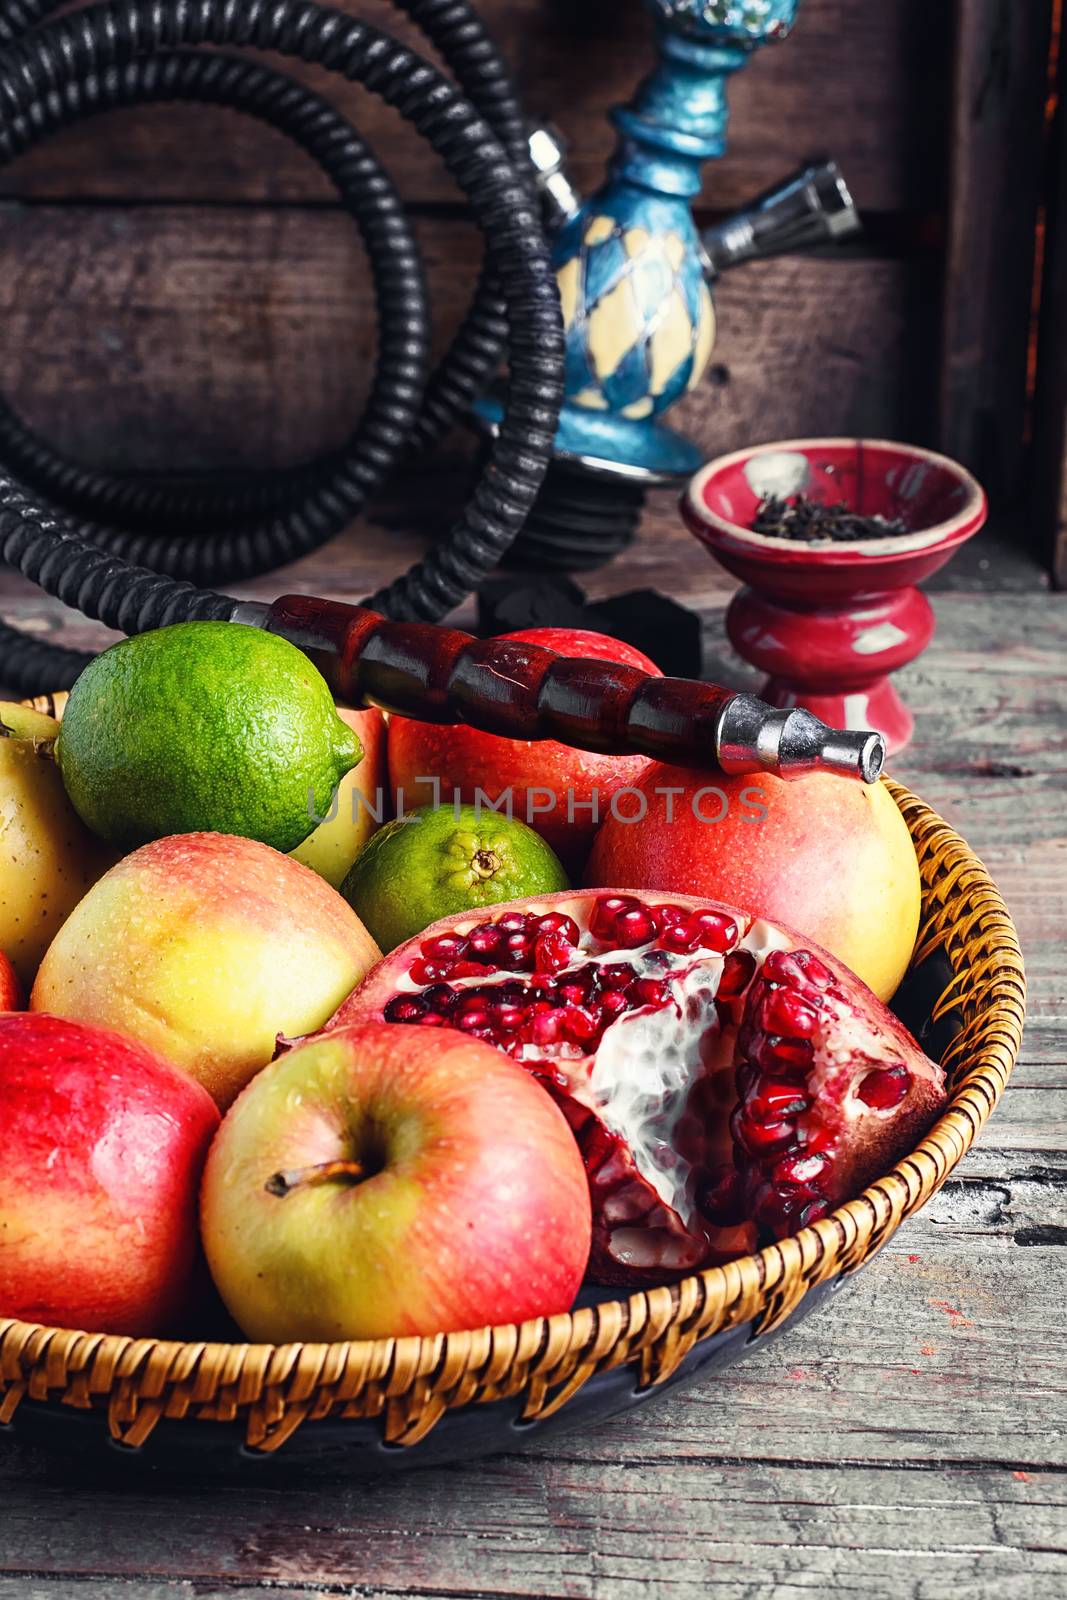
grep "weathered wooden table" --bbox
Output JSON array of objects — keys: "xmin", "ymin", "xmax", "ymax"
[{"xmin": 0, "ymin": 499, "xmax": 1064, "ymax": 1598}]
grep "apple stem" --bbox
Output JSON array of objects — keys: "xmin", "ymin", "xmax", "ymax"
[{"xmin": 265, "ymin": 1159, "xmax": 366, "ymax": 1197}]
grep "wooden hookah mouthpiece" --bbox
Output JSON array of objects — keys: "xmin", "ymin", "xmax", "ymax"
[{"xmin": 243, "ymin": 595, "xmax": 885, "ymax": 784}]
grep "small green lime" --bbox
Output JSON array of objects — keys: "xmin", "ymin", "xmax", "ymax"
[
  {"xmin": 56, "ymin": 622, "xmax": 362, "ymax": 853},
  {"xmin": 341, "ymin": 803, "xmax": 569, "ymax": 952}
]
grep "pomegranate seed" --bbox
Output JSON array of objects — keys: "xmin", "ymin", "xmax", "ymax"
[
  {"xmin": 408, "ymin": 957, "xmax": 451, "ymax": 985},
  {"xmin": 718, "ymin": 949, "xmax": 756, "ymax": 999},
  {"xmin": 419, "ymin": 932, "xmax": 468, "ymax": 963},
  {"xmin": 764, "ymin": 948, "xmax": 834, "ymax": 990},
  {"xmin": 496, "ymin": 911, "xmax": 532, "ymax": 933},
  {"xmin": 744, "ymin": 1026, "xmax": 813, "ymax": 1076},
  {"xmin": 447, "ymin": 960, "xmax": 485, "ymax": 981},
  {"xmin": 383, "ymin": 996, "xmax": 426, "ymax": 1022},
  {"xmin": 684, "ymin": 910, "xmax": 738, "ymax": 954},
  {"xmin": 731, "ymin": 1106, "xmax": 797, "ymax": 1157},
  {"xmin": 615, "ymin": 906, "xmax": 657, "ymax": 948},
  {"xmin": 502, "ymin": 932, "xmax": 535, "ymax": 969},
  {"xmin": 467, "ymin": 925, "xmax": 501, "ymax": 957},
  {"xmin": 598, "ymin": 990, "xmax": 629, "ymax": 1018},
  {"xmin": 492, "ymin": 1005, "xmax": 525, "ymax": 1031},
  {"xmin": 457, "ymin": 992, "xmax": 490, "ymax": 1015},
  {"xmin": 794, "ymin": 950, "xmax": 835, "ymax": 988},
  {"xmin": 562, "ymin": 1006, "xmax": 598, "ymax": 1043},
  {"xmin": 536, "ymin": 912, "xmax": 580, "ymax": 942},
  {"xmin": 760, "ymin": 987, "xmax": 820, "ymax": 1038},
  {"xmin": 590, "ymin": 895, "xmax": 638, "ymax": 942},
  {"xmin": 857, "ymin": 1065, "xmax": 911, "ymax": 1109},
  {"xmin": 747, "ymin": 1081, "xmax": 811, "ymax": 1120},
  {"xmin": 422, "ymin": 984, "xmax": 460, "ymax": 1013},
  {"xmin": 629, "ymin": 977, "xmax": 670, "ymax": 1009},
  {"xmin": 531, "ymin": 1011, "xmax": 563, "ymax": 1047},
  {"xmin": 658, "ymin": 923, "xmax": 698, "ymax": 954},
  {"xmin": 559, "ymin": 978, "xmax": 591, "ymax": 1005},
  {"xmin": 598, "ymin": 963, "xmax": 635, "ymax": 989},
  {"xmin": 415, "ymin": 1012, "xmax": 448, "ymax": 1027},
  {"xmin": 535, "ymin": 929, "xmax": 576, "ymax": 974},
  {"xmin": 457, "ymin": 1009, "xmax": 490, "ymax": 1032}
]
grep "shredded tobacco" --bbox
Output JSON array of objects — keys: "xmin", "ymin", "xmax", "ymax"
[{"xmin": 751, "ymin": 493, "xmax": 910, "ymax": 543}]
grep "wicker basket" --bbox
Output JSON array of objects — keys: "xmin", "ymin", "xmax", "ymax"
[{"xmin": 0, "ymin": 698, "xmax": 1025, "ymax": 1464}]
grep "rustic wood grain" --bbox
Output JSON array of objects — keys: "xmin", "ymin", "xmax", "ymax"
[
  {"xmin": 939, "ymin": 0, "xmax": 1054, "ymax": 503},
  {"xmin": 0, "ymin": 0, "xmax": 953, "ymax": 213},
  {"xmin": 0, "ymin": 205, "xmax": 937, "ymax": 474}
]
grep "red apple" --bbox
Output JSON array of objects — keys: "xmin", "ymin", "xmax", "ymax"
[
  {"xmin": 387, "ymin": 628, "xmax": 662, "ymax": 870},
  {"xmin": 201, "ymin": 1021, "xmax": 592, "ymax": 1341},
  {"xmin": 0, "ymin": 950, "xmax": 22, "ymax": 1011},
  {"xmin": 0, "ymin": 1013, "xmax": 219, "ymax": 1335},
  {"xmin": 585, "ymin": 766, "xmax": 921, "ymax": 1001}
]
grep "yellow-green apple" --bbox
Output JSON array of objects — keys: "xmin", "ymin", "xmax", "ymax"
[
  {"xmin": 585, "ymin": 767, "xmax": 920, "ymax": 1001},
  {"xmin": 31, "ymin": 833, "xmax": 381, "ymax": 1109},
  {"xmin": 0, "ymin": 701, "xmax": 114, "ymax": 988},
  {"xmin": 387, "ymin": 628, "xmax": 661, "ymax": 871},
  {"xmin": 200, "ymin": 1021, "xmax": 592, "ymax": 1341},
  {"xmin": 290, "ymin": 706, "xmax": 388, "ymax": 888},
  {"xmin": 0, "ymin": 1012, "xmax": 219, "ymax": 1334}
]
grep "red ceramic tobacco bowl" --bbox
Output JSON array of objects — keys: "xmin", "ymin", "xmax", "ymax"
[{"xmin": 682, "ymin": 438, "xmax": 988, "ymax": 753}]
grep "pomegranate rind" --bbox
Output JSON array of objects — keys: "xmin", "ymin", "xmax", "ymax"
[{"xmin": 333, "ymin": 889, "xmax": 946, "ymax": 1283}]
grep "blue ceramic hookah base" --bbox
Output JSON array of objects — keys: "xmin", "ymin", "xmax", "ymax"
[{"xmin": 479, "ymin": 0, "xmax": 800, "ymax": 483}]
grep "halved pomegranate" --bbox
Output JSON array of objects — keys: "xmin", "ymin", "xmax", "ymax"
[{"xmin": 333, "ymin": 891, "xmax": 946, "ymax": 1285}]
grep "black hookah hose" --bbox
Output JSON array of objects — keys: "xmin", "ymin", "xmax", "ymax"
[
  {"xmin": 0, "ymin": 0, "xmax": 558, "ymax": 690},
  {"xmin": 0, "ymin": 49, "xmax": 432, "ymax": 561},
  {"xmin": 0, "ymin": 0, "xmax": 529, "ymax": 522}
]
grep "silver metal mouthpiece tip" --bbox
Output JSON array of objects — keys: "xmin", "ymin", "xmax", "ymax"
[
  {"xmin": 817, "ymin": 729, "xmax": 886, "ymax": 785},
  {"xmin": 717, "ymin": 698, "xmax": 887, "ymax": 783}
]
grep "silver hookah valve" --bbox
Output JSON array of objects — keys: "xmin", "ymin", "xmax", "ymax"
[
  {"xmin": 527, "ymin": 125, "xmax": 582, "ymax": 230},
  {"xmin": 702, "ymin": 158, "xmax": 860, "ymax": 277}
]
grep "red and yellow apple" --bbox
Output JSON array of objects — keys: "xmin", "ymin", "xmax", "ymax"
[
  {"xmin": 585, "ymin": 767, "xmax": 920, "ymax": 1001},
  {"xmin": 200, "ymin": 1022, "xmax": 592, "ymax": 1341},
  {"xmin": 31, "ymin": 833, "xmax": 381, "ymax": 1109},
  {"xmin": 0, "ymin": 1012, "xmax": 219, "ymax": 1335},
  {"xmin": 291, "ymin": 705, "xmax": 388, "ymax": 888},
  {"xmin": 387, "ymin": 628, "xmax": 661, "ymax": 870}
]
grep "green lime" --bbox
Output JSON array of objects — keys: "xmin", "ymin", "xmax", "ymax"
[
  {"xmin": 341, "ymin": 802, "xmax": 569, "ymax": 952},
  {"xmin": 56, "ymin": 622, "xmax": 362, "ymax": 853}
]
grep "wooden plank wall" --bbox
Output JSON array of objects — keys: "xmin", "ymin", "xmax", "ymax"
[{"xmin": 0, "ymin": 1, "xmax": 955, "ymax": 486}]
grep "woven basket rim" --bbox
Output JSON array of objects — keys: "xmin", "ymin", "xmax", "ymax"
[{"xmin": 0, "ymin": 715, "xmax": 1026, "ymax": 1450}]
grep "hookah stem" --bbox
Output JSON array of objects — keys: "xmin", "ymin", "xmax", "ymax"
[{"xmin": 255, "ymin": 595, "xmax": 886, "ymax": 784}]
